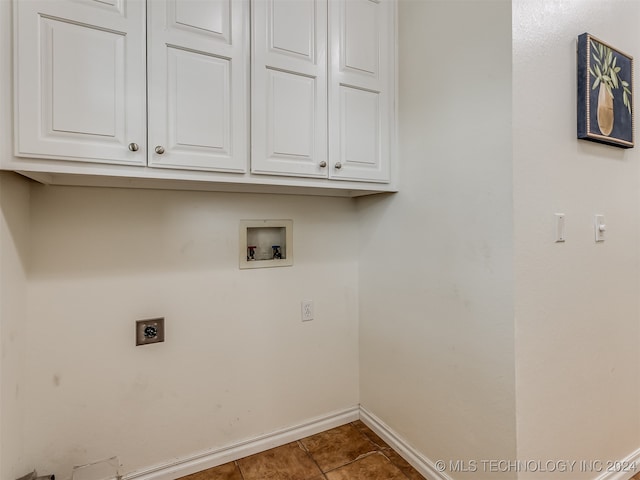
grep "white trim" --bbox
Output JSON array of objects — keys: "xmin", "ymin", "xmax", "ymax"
[
  {"xmin": 123, "ymin": 407, "xmax": 359, "ymax": 480},
  {"xmin": 593, "ymin": 447, "xmax": 640, "ymax": 480},
  {"xmin": 360, "ymin": 406, "xmax": 640, "ymax": 480},
  {"xmin": 122, "ymin": 404, "xmax": 640, "ymax": 480},
  {"xmin": 359, "ymin": 406, "xmax": 454, "ymax": 480}
]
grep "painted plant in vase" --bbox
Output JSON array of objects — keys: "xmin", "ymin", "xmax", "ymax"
[{"xmin": 578, "ymin": 33, "xmax": 634, "ymax": 148}]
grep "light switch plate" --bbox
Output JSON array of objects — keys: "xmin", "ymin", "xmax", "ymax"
[
  {"xmin": 555, "ymin": 213, "xmax": 565, "ymax": 242},
  {"xmin": 595, "ymin": 215, "xmax": 605, "ymax": 242}
]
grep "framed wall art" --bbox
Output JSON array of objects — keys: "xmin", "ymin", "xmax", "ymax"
[{"xmin": 578, "ymin": 33, "xmax": 634, "ymax": 148}]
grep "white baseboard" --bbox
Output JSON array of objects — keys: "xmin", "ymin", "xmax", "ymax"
[
  {"xmin": 594, "ymin": 447, "xmax": 640, "ymax": 480},
  {"xmin": 124, "ymin": 406, "xmax": 359, "ymax": 480},
  {"xmin": 360, "ymin": 408, "xmax": 640, "ymax": 480},
  {"xmin": 359, "ymin": 406, "xmax": 452, "ymax": 480},
  {"xmin": 124, "ymin": 405, "xmax": 640, "ymax": 480}
]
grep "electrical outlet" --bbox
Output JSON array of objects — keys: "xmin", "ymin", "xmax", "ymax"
[
  {"xmin": 136, "ymin": 317, "xmax": 165, "ymax": 346},
  {"xmin": 301, "ymin": 300, "xmax": 314, "ymax": 322}
]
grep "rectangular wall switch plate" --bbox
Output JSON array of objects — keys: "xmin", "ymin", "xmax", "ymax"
[
  {"xmin": 136, "ymin": 317, "xmax": 165, "ymax": 346},
  {"xmin": 595, "ymin": 214, "xmax": 606, "ymax": 242},
  {"xmin": 555, "ymin": 213, "xmax": 566, "ymax": 242}
]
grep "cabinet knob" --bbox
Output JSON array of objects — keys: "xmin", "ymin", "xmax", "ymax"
[
  {"xmin": 155, "ymin": 146, "xmax": 165, "ymax": 155},
  {"xmin": 128, "ymin": 143, "xmax": 139, "ymax": 152},
  {"xmin": 319, "ymin": 161, "xmax": 327, "ymax": 168},
  {"xmin": 334, "ymin": 162, "xmax": 343, "ymax": 170}
]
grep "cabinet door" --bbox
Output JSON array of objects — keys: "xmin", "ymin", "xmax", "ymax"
[
  {"xmin": 15, "ymin": 0, "xmax": 146, "ymax": 165},
  {"xmin": 148, "ymin": 0, "xmax": 248, "ymax": 172},
  {"xmin": 328, "ymin": 0, "xmax": 394, "ymax": 182},
  {"xmin": 251, "ymin": 0, "xmax": 328, "ymax": 178}
]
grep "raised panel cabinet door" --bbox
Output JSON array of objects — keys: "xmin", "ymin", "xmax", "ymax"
[
  {"xmin": 328, "ymin": 0, "xmax": 394, "ymax": 183},
  {"xmin": 15, "ymin": 0, "xmax": 146, "ymax": 165},
  {"xmin": 147, "ymin": 0, "xmax": 249, "ymax": 172},
  {"xmin": 251, "ymin": 0, "xmax": 328, "ymax": 178}
]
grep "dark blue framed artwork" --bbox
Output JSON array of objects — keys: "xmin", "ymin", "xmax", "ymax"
[{"xmin": 578, "ymin": 33, "xmax": 634, "ymax": 148}]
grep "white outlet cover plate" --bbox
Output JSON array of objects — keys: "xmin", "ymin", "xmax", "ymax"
[{"xmin": 301, "ymin": 300, "xmax": 314, "ymax": 321}]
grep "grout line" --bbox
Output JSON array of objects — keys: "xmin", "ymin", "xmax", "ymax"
[
  {"xmin": 293, "ymin": 437, "xmax": 328, "ymax": 480},
  {"xmin": 321, "ymin": 451, "xmax": 381, "ymax": 475},
  {"xmin": 233, "ymin": 460, "xmax": 246, "ymax": 480},
  {"xmin": 298, "ymin": 438, "xmax": 327, "ymax": 478},
  {"xmin": 315, "ymin": 423, "xmax": 388, "ymax": 476},
  {"xmin": 378, "ymin": 449, "xmax": 427, "ymax": 480},
  {"xmin": 297, "ymin": 439, "xmax": 310, "ymax": 453},
  {"xmin": 350, "ymin": 421, "xmax": 379, "ymax": 448},
  {"xmin": 352, "ymin": 421, "xmax": 423, "ymax": 479}
]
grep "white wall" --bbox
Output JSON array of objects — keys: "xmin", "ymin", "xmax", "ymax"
[
  {"xmin": 0, "ymin": 172, "xmax": 30, "ymax": 480},
  {"xmin": 357, "ymin": 1, "xmax": 516, "ymax": 478},
  {"xmin": 7, "ymin": 3, "xmax": 640, "ymax": 480},
  {"xmin": 513, "ymin": 1, "xmax": 640, "ymax": 476},
  {"xmin": 23, "ymin": 185, "xmax": 359, "ymax": 477}
]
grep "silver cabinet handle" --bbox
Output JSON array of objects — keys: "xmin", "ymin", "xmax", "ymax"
[
  {"xmin": 319, "ymin": 161, "xmax": 327, "ymax": 168},
  {"xmin": 128, "ymin": 143, "xmax": 139, "ymax": 152},
  {"xmin": 155, "ymin": 146, "xmax": 165, "ymax": 155},
  {"xmin": 334, "ymin": 162, "xmax": 342, "ymax": 169}
]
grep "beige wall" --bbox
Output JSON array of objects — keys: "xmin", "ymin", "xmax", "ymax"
[
  {"xmin": 513, "ymin": 1, "xmax": 640, "ymax": 476},
  {"xmin": 357, "ymin": 1, "xmax": 516, "ymax": 478},
  {"xmin": 358, "ymin": 1, "xmax": 640, "ymax": 477},
  {"xmin": 0, "ymin": 172, "xmax": 30, "ymax": 480},
  {"xmin": 22, "ymin": 186, "xmax": 360, "ymax": 476}
]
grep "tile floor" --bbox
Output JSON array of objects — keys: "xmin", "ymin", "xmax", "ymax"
[{"xmin": 179, "ymin": 421, "xmax": 425, "ymax": 480}]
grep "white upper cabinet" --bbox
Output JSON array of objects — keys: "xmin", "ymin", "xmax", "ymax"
[
  {"xmin": 251, "ymin": 0, "xmax": 328, "ymax": 178},
  {"xmin": 15, "ymin": 0, "xmax": 249, "ymax": 172},
  {"xmin": 7, "ymin": 0, "xmax": 395, "ymax": 195},
  {"xmin": 252, "ymin": 0, "xmax": 394, "ymax": 183},
  {"xmin": 15, "ymin": 0, "xmax": 146, "ymax": 165},
  {"xmin": 329, "ymin": 0, "xmax": 393, "ymax": 182},
  {"xmin": 147, "ymin": 0, "xmax": 248, "ymax": 172}
]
